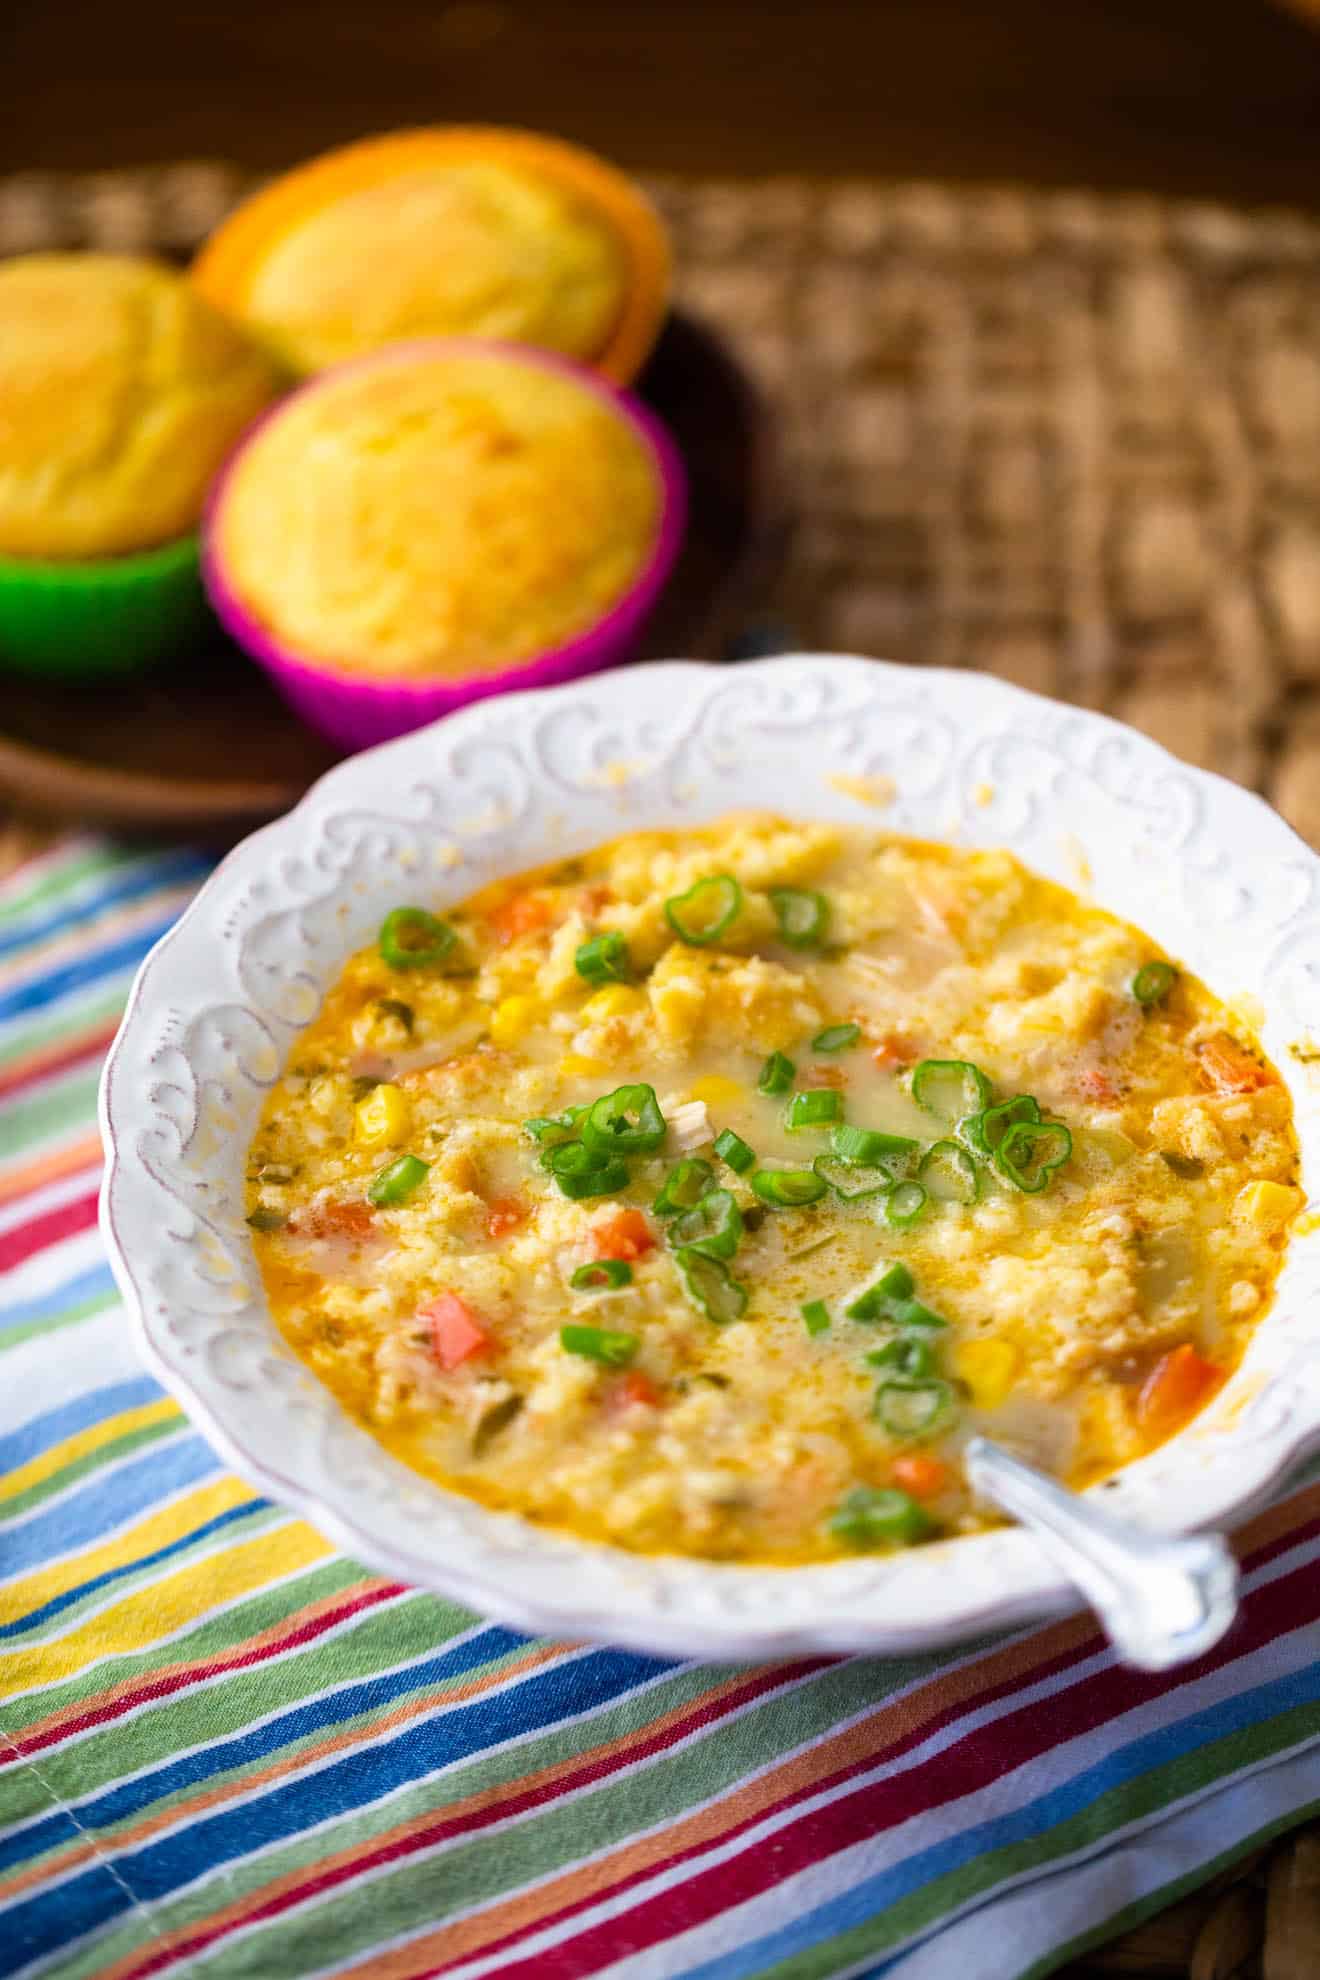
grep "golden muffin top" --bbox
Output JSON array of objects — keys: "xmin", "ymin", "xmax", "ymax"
[
  {"xmin": 237, "ymin": 161, "xmax": 628, "ymax": 376},
  {"xmin": 213, "ymin": 347, "xmax": 662, "ymax": 681},
  {"xmin": 0, "ymin": 254, "xmax": 281, "ymax": 561}
]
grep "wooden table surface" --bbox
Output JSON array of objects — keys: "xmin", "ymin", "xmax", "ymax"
[{"xmin": 5, "ymin": 0, "xmax": 1320, "ymax": 203}]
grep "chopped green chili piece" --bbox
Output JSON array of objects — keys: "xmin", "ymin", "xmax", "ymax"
[
  {"xmin": 812, "ymin": 1022, "xmax": 861, "ymax": 1054},
  {"xmin": 802, "ymin": 1298, "xmax": 831, "ymax": 1336},
  {"xmin": 376, "ymin": 998, "xmax": 414, "ymax": 1032},
  {"xmin": 845, "ymin": 1261, "xmax": 914, "ymax": 1321},
  {"xmin": 960, "ymin": 1094, "xmax": 1040, "ymax": 1158},
  {"xmin": 546, "ymin": 1141, "xmax": 631, "ymax": 1199},
  {"xmin": 245, "ymin": 1206, "xmax": 287, "ymax": 1232},
  {"xmin": 770, "ymin": 887, "xmax": 831, "ymax": 948},
  {"xmin": 560, "ymin": 1324, "xmax": 639, "ymax": 1365},
  {"xmin": 866, "ymin": 1335, "xmax": 939, "ymax": 1378},
  {"xmin": 994, "ymin": 1120, "xmax": 1073, "ymax": 1193},
  {"xmin": 911, "ymin": 1058, "xmax": 992, "ymax": 1124},
  {"xmin": 575, "ymin": 932, "xmax": 632, "ymax": 986},
  {"xmin": 830, "ymin": 1124, "xmax": 919, "ymax": 1167},
  {"xmin": 653, "ymin": 1157, "xmax": 715, "ymax": 1217},
  {"xmin": 758, "ymin": 1051, "xmax": 796, "ymax": 1096},
  {"xmin": 918, "ymin": 1140, "xmax": 980, "ymax": 1205},
  {"xmin": 751, "ymin": 1167, "xmax": 829, "ymax": 1207},
  {"xmin": 884, "ymin": 1180, "xmax": 929, "ymax": 1227},
  {"xmin": 875, "ymin": 1377, "xmax": 956, "ymax": 1440},
  {"xmin": 581, "ymin": 1083, "xmax": 667, "ymax": 1157},
  {"xmin": 675, "ymin": 1249, "xmax": 749, "ymax": 1324},
  {"xmin": 830, "ymin": 1484, "xmax": 932, "ymax": 1549},
  {"xmin": 664, "ymin": 874, "xmax": 743, "ymax": 946},
  {"xmin": 1133, "ymin": 960, "xmax": 1178, "ymax": 1007},
  {"xmin": 570, "ymin": 1259, "xmax": 633, "ymax": 1291},
  {"xmin": 713, "ymin": 1128, "xmax": 756, "ymax": 1174},
  {"xmin": 786, "ymin": 1089, "xmax": 843, "ymax": 1130},
  {"xmin": 668, "ymin": 1188, "xmax": 744, "ymax": 1261},
  {"xmin": 813, "ymin": 1154, "xmax": 893, "ymax": 1201},
  {"xmin": 378, "ymin": 906, "xmax": 458, "ymax": 971},
  {"xmin": 366, "ymin": 1154, "xmax": 430, "ymax": 1206}
]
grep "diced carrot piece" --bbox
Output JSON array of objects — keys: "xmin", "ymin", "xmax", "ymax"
[
  {"xmin": 1076, "ymin": 1067, "xmax": 1119, "ymax": 1103},
  {"xmin": 1137, "ymin": 1344, "xmax": 1221, "ymax": 1434},
  {"xmin": 486, "ymin": 1196, "xmax": 527, "ymax": 1240},
  {"xmin": 891, "ymin": 1454, "xmax": 949, "ymax": 1499},
  {"xmin": 299, "ymin": 1199, "xmax": 375, "ymax": 1240},
  {"xmin": 486, "ymin": 893, "xmax": 553, "ymax": 945},
  {"xmin": 589, "ymin": 1208, "xmax": 655, "ymax": 1261},
  {"xmin": 581, "ymin": 884, "xmax": 615, "ymax": 913},
  {"xmin": 872, "ymin": 1031, "xmax": 918, "ymax": 1071},
  {"xmin": 1195, "ymin": 1034, "xmax": 1274, "ymax": 1095},
  {"xmin": 615, "ymin": 1370, "xmax": 661, "ymax": 1411},
  {"xmin": 423, "ymin": 1293, "xmax": 493, "ymax": 1370}
]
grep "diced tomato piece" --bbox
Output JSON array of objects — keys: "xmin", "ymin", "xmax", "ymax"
[
  {"xmin": 589, "ymin": 1208, "xmax": 655, "ymax": 1261},
  {"xmin": 423, "ymin": 1293, "xmax": 493, "ymax": 1370},
  {"xmin": 1196, "ymin": 1035, "xmax": 1274, "ymax": 1095},
  {"xmin": 486, "ymin": 1196, "xmax": 527, "ymax": 1241},
  {"xmin": 1076, "ymin": 1067, "xmax": 1119, "ymax": 1103},
  {"xmin": 299, "ymin": 1199, "xmax": 375, "ymax": 1240},
  {"xmin": 1137, "ymin": 1344, "xmax": 1222, "ymax": 1434},
  {"xmin": 486, "ymin": 892, "xmax": 553, "ymax": 945},
  {"xmin": 615, "ymin": 1370, "xmax": 661, "ymax": 1411},
  {"xmin": 802, "ymin": 1064, "xmax": 846, "ymax": 1090},
  {"xmin": 891, "ymin": 1454, "xmax": 949, "ymax": 1499}
]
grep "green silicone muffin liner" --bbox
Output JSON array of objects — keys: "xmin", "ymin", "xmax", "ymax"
[{"xmin": 0, "ymin": 535, "xmax": 207, "ymax": 677}]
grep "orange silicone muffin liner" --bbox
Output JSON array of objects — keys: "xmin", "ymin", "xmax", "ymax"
[{"xmin": 193, "ymin": 127, "xmax": 672, "ymax": 386}]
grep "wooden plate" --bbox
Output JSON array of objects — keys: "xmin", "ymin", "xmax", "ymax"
[{"xmin": 0, "ymin": 311, "xmax": 787, "ymax": 840}]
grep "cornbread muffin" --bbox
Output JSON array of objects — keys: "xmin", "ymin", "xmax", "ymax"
[
  {"xmin": 240, "ymin": 162, "xmax": 627, "ymax": 376},
  {"xmin": 0, "ymin": 255, "xmax": 280, "ymax": 561},
  {"xmin": 211, "ymin": 345, "xmax": 663, "ymax": 681}
]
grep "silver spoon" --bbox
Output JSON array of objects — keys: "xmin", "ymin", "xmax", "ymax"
[{"xmin": 963, "ymin": 1435, "xmax": 1240, "ymax": 1670}]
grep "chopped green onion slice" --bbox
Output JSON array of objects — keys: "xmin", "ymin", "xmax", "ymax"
[
  {"xmin": 560, "ymin": 1323, "xmax": 638, "ymax": 1365},
  {"xmin": 812, "ymin": 1022, "xmax": 861, "ymax": 1054},
  {"xmin": 245, "ymin": 1206, "xmax": 287, "ymax": 1232},
  {"xmin": 546, "ymin": 1141, "xmax": 631, "ymax": 1199},
  {"xmin": 366, "ymin": 1154, "xmax": 430, "ymax": 1206},
  {"xmin": 523, "ymin": 1111, "xmax": 582, "ymax": 1148},
  {"xmin": 575, "ymin": 932, "xmax": 631, "ymax": 986},
  {"xmin": 960, "ymin": 1094, "xmax": 1040, "ymax": 1158},
  {"xmin": 770, "ymin": 887, "xmax": 831, "ymax": 948},
  {"xmin": 581, "ymin": 1083, "xmax": 667, "ymax": 1157},
  {"xmin": 885, "ymin": 1180, "xmax": 929, "ymax": 1227},
  {"xmin": 918, "ymin": 1140, "xmax": 980, "ymax": 1205},
  {"xmin": 653, "ymin": 1157, "xmax": 715, "ymax": 1217},
  {"xmin": 713, "ymin": 1128, "xmax": 756, "ymax": 1174},
  {"xmin": 664, "ymin": 874, "xmax": 743, "ymax": 946},
  {"xmin": 994, "ymin": 1120, "xmax": 1073, "ymax": 1193},
  {"xmin": 668, "ymin": 1188, "xmax": 744, "ymax": 1261},
  {"xmin": 758, "ymin": 1051, "xmax": 796, "ymax": 1096},
  {"xmin": 378, "ymin": 906, "xmax": 458, "ymax": 971},
  {"xmin": 874, "ymin": 1377, "xmax": 956, "ymax": 1439},
  {"xmin": 1133, "ymin": 960, "xmax": 1178, "ymax": 1007},
  {"xmin": 751, "ymin": 1167, "xmax": 829, "ymax": 1207},
  {"xmin": 786, "ymin": 1089, "xmax": 843, "ymax": 1130},
  {"xmin": 911, "ymin": 1058, "xmax": 992, "ymax": 1124},
  {"xmin": 802, "ymin": 1298, "xmax": 831, "ymax": 1336},
  {"xmin": 830, "ymin": 1124, "xmax": 919, "ymax": 1167},
  {"xmin": 675, "ymin": 1248, "xmax": 749, "ymax": 1324},
  {"xmin": 830, "ymin": 1484, "xmax": 932, "ymax": 1549},
  {"xmin": 570, "ymin": 1258, "xmax": 633, "ymax": 1291},
  {"xmin": 813, "ymin": 1154, "xmax": 892, "ymax": 1201},
  {"xmin": 845, "ymin": 1261, "xmax": 914, "ymax": 1321},
  {"xmin": 866, "ymin": 1335, "xmax": 938, "ymax": 1378},
  {"xmin": 890, "ymin": 1297, "xmax": 948, "ymax": 1330}
]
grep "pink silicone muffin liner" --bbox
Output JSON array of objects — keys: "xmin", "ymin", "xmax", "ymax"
[{"xmin": 201, "ymin": 339, "xmax": 688, "ymax": 752}]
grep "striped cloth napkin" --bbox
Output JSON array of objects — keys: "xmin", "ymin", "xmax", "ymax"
[{"xmin": 5, "ymin": 836, "xmax": 1320, "ymax": 1980}]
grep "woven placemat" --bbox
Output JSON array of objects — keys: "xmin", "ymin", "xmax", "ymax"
[{"xmin": 5, "ymin": 163, "xmax": 1320, "ymax": 1979}]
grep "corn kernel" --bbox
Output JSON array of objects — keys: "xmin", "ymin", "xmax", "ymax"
[
  {"xmin": 687, "ymin": 1074, "xmax": 745, "ymax": 1110},
  {"xmin": 353, "ymin": 1081, "xmax": 409, "ymax": 1149},
  {"xmin": 489, "ymin": 994, "xmax": 541, "ymax": 1048},
  {"xmin": 1234, "ymin": 1180, "xmax": 1303, "ymax": 1231},
  {"xmin": 954, "ymin": 1337, "xmax": 1020, "ymax": 1411},
  {"xmin": 581, "ymin": 985, "xmax": 645, "ymax": 1023},
  {"xmin": 559, "ymin": 1053, "xmax": 608, "ymax": 1079}
]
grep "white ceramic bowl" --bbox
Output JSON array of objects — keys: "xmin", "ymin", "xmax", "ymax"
[{"xmin": 99, "ymin": 656, "xmax": 1320, "ymax": 1659}]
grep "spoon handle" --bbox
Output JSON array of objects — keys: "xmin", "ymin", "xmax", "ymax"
[{"xmin": 963, "ymin": 1435, "xmax": 1239, "ymax": 1670}]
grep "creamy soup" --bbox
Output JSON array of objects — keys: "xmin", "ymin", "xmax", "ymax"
[{"xmin": 247, "ymin": 816, "xmax": 1301, "ymax": 1564}]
